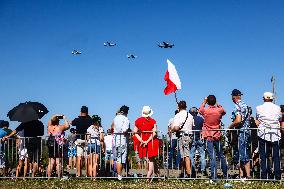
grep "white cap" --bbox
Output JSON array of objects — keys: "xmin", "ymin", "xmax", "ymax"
[
  {"xmin": 263, "ymin": 92, "xmax": 274, "ymax": 100},
  {"xmin": 141, "ymin": 106, "xmax": 154, "ymax": 117}
]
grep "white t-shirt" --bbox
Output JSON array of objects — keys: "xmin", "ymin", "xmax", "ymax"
[
  {"xmin": 86, "ymin": 125, "xmax": 104, "ymax": 145},
  {"xmin": 104, "ymin": 134, "xmax": 113, "ymax": 151},
  {"xmin": 172, "ymin": 110, "xmax": 194, "ymax": 134},
  {"xmin": 168, "ymin": 117, "xmax": 177, "ymax": 139},
  {"xmin": 113, "ymin": 114, "xmax": 130, "ymax": 146},
  {"xmin": 256, "ymin": 102, "xmax": 281, "ymax": 142}
]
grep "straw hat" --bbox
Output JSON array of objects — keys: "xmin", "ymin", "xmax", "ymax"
[{"xmin": 141, "ymin": 106, "xmax": 153, "ymax": 117}]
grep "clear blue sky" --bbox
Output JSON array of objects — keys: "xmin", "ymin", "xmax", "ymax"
[{"xmin": 0, "ymin": 0, "xmax": 283, "ymax": 134}]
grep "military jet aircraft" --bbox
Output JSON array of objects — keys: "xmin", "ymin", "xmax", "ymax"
[
  {"xmin": 71, "ymin": 50, "xmax": 82, "ymax": 55},
  {"xmin": 157, "ymin": 41, "xmax": 174, "ymax": 48},
  {"xmin": 104, "ymin": 41, "xmax": 116, "ymax": 47},
  {"xmin": 127, "ymin": 54, "xmax": 137, "ymax": 59}
]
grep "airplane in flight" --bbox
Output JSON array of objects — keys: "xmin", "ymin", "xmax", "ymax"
[
  {"xmin": 127, "ymin": 54, "xmax": 137, "ymax": 59},
  {"xmin": 104, "ymin": 41, "xmax": 116, "ymax": 47},
  {"xmin": 71, "ymin": 50, "xmax": 82, "ymax": 55},
  {"xmin": 157, "ymin": 41, "xmax": 174, "ymax": 48}
]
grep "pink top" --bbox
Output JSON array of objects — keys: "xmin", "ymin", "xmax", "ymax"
[{"xmin": 199, "ymin": 104, "xmax": 226, "ymax": 141}]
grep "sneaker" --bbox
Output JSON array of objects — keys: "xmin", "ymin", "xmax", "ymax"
[{"xmin": 118, "ymin": 175, "xmax": 122, "ymax": 181}]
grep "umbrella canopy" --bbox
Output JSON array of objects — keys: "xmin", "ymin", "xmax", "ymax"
[{"xmin": 7, "ymin": 101, "xmax": 49, "ymax": 122}]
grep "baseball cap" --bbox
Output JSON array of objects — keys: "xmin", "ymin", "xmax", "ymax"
[
  {"xmin": 263, "ymin": 92, "xmax": 274, "ymax": 100},
  {"xmin": 231, "ymin": 89, "xmax": 243, "ymax": 96},
  {"xmin": 81, "ymin": 106, "xmax": 88, "ymax": 113}
]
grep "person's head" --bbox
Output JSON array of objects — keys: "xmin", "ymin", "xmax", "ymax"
[
  {"xmin": 207, "ymin": 95, "xmax": 216, "ymax": 106},
  {"xmin": 119, "ymin": 105, "xmax": 129, "ymax": 116},
  {"xmin": 50, "ymin": 115, "xmax": 60, "ymax": 126},
  {"xmin": 80, "ymin": 106, "xmax": 88, "ymax": 116},
  {"xmin": 263, "ymin": 92, "xmax": 274, "ymax": 102},
  {"xmin": 231, "ymin": 89, "xmax": 243, "ymax": 103},
  {"xmin": 189, "ymin": 107, "xmax": 198, "ymax": 116},
  {"xmin": 248, "ymin": 106, "xmax": 252, "ymax": 115},
  {"xmin": 141, "ymin": 106, "xmax": 153, "ymax": 118},
  {"xmin": 178, "ymin": 100, "xmax": 187, "ymax": 111},
  {"xmin": 280, "ymin": 105, "xmax": 284, "ymax": 114},
  {"xmin": 92, "ymin": 115, "xmax": 101, "ymax": 126}
]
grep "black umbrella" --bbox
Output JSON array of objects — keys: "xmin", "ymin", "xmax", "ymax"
[{"xmin": 7, "ymin": 101, "xmax": 49, "ymax": 122}]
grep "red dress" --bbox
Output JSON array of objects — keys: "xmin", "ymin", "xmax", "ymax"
[{"xmin": 135, "ymin": 117, "xmax": 159, "ymax": 158}]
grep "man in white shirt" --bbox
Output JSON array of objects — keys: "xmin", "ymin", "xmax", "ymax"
[
  {"xmin": 255, "ymin": 92, "xmax": 282, "ymax": 180},
  {"xmin": 111, "ymin": 105, "xmax": 130, "ymax": 181},
  {"xmin": 171, "ymin": 101, "xmax": 194, "ymax": 177}
]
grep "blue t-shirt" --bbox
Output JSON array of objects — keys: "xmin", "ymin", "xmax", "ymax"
[
  {"xmin": 192, "ymin": 115, "xmax": 204, "ymax": 141},
  {"xmin": 0, "ymin": 128, "xmax": 7, "ymax": 138}
]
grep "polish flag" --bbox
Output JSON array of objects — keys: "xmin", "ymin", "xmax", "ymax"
[{"xmin": 164, "ymin": 59, "xmax": 181, "ymax": 95}]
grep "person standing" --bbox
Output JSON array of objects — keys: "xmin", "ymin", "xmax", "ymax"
[
  {"xmin": 47, "ymin": 115, "xmax": 70, "ymax": 178},
  {"xmin": 111, "ymin": 105, "xmax": 130, "ymax": 180},
  {"xmin": 167, "ymin": 110, "xmax": 181, "ymax": 169},
  {"xmin": 104, "ymin": 129, "xmax": 114, "ymax": 176},
  {"xmin": 189, "ymin": 107, "xmax": 206, "ymax": 177},
  {"xmin": 72, "ymin": 106, "xmax": 93, "ymax": 177},
  {"xmin": 3, "ymin": 119, "xmax": 44, "ymax": 177},
  {"xmin": 171, "ymin": 101, "xmax": 194, "ymax": 177},
  {"xmin": 134, "ymin": 106, "xmax": 160, "ymax": 181},
  {"xmin": 229, "ymin": 89, "xmax": 251, "ymax": 179},
  {"xmin": 255, "ymin": 92, "xmax": 282, "ymax": 180},
  {"xmin": 67, "ymin": 128, "xmax": 77, "ymax": 172},
  {"xmin": 199, "ymin": 95, "xmax": 227, "ymax": 180}
]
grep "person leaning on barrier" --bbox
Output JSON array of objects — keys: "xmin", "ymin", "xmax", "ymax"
[
  {"xmin": 2, "ymin": 119, "xmax": 44, "ymax": 177},
  {"xmin": 111, "ymin": 105, "xmax": 131, "ymax": 181},
  {"xmin": 171, "ymin": 100, "xmax": 194, "ymax": 178},
  {"xmin": 228, "ymin": 89, "xmax": 251, "ymax": 179},
  {"xmin": 199, "ymin": 95, "xmax": 228, "ymax": 180},
  {"xmin": 255, "ymin": 92, "xmax": 283, "ymax": 180}
]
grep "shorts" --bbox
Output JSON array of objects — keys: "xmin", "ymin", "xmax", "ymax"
[
  {"xmin": 87, "ymin": 143, "xmax": 100, "ymax": 154},
  {"xmin": 48, "ymin": 144, "xmax": 63, "ymax": 158},
  {"xmin": 116, "ymin": 144, "xmax": 127, "ymax": 164},
  {"xmin": 105, "ymin": 150, "xmax": 113, "ymax": 161},
  {"xmin": 68, "ymin": 146, "xmax": 77, "ymax": 158},
  {"xmin": 179, "ymin": 135, "xmax": 193, "ymax": 158},
  {"xmin": 18, "ymin": 147, "xmax": 28, "ymax": 160}
]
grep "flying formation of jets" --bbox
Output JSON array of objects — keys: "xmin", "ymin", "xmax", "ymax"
[
  {"xmin": 71, "ymin": 50, "xmax": 82, "ymax": 55},
  {"xmin": 72, "ymin": 41, "xmax": 174, "ymax": 59},
  {"xmin": 157, "ymin": 41, "xmax": 175, "ymax": 48},
  {"xmin": 103, "ymin": 41, "xmax": 116, "ymax": 47}
]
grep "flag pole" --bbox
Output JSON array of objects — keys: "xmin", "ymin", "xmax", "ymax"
[{"xmin": 174, "ymin": 92, "xmax": 178, "ymax": 104}]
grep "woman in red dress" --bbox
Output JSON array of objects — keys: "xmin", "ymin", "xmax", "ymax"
[{"xmin": 134, "ymin": 106, "xmax": 159, "ymax": 180}]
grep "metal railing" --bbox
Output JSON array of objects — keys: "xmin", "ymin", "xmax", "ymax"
[{"xmin": 0, "ymin": 128, "xmax": 283, "ymax": 181}]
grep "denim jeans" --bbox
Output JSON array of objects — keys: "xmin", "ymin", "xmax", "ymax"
[
  {"xmin": 259, "ymin": 137, "xmax": 281, "ymax": 180},
  {"xmin": 232, "ymin": 132, "xmax": 250, "ymax": 164},
  {"xmin": 190, "ymin": 140, "xmax": 206, "ymax": 172},
  {"xmin": 206, "ymin": 140, "xmax": 228, "ymax": 179},
  {"xmin": 168, "ymin": 139, "xmax": 181, "ymax": 168}
]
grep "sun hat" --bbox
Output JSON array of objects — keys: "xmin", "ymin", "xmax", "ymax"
[
  {"xmin": 142, "ymin": 106, "xmax": 153, "ymax": 117},
  {"xmin": 263, "ymin": 92, "xmax": 274, "ymax": 100}
]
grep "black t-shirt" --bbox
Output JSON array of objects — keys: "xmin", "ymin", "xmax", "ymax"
[
  {"xmin": 15, "ymin": 120, "xmax": 44, "ymax": 137},
  {"xmin": 72, "ymin": 116, "xmax": 93, "ymax": 139}
]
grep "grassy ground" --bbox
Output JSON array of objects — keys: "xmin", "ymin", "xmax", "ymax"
[{"xmin": 0, "ymin": 179, "xmax": 284, "ymax": 189}]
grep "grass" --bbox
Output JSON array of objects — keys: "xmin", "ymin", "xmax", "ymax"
[{"xmin": 0, "ymin": 179, "xmax": 284, "ymax": 189}]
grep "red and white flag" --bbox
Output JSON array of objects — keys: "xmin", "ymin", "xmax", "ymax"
[{"xmin": 164, "ymin": 59, "xmax": 181, "ymax": 95}]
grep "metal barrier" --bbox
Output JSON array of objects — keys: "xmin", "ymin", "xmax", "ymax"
[{"xmin": 0, "ymin": 128, "xmax": 283, "ymax": 181}]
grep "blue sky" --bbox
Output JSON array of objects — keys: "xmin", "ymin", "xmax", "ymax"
[{"xmin": 0, "ymin": 0, "xmax": 283, "ymax": 134}]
